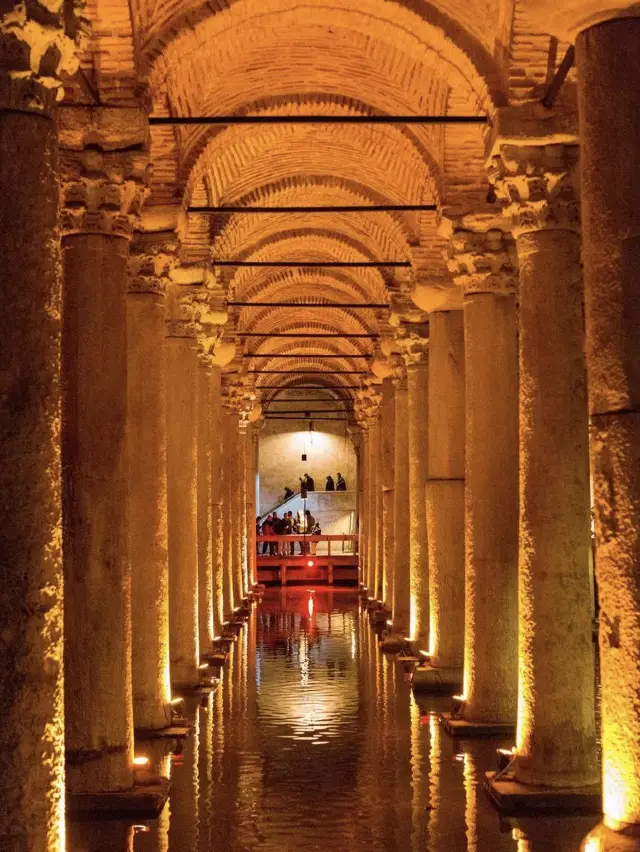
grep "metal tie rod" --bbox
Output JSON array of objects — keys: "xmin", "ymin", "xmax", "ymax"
[
  {"xmin": 243, "ymin": 353, "xmax": 371, "ymax": 359},
  {"xmin": 150, "ymin": 115, "xmax": 488, "ymax": 126},
  {"xmin": 256, "ymin": 384, "xmax": 362, "ymax": 389},
  {"xmin": 248, "ymin": 369, "xmax": 368, "ymax": 374},
  {"xmin": 236, "ymin": 332, "xmax": 379, "ymax": 338},
  {"xmin": 188, "ymin": 204, "xmax": 436, "ymax": 213},
  {"xmin": 213, "ymin": 261, "xmax": 409, "ymax": 268},
  {"xmin": 265, "ymin": 416, "xmax": 350, "ymax": 421},
  {"xmin": 229, "ymin": 301, "xmax": 387, "ymax": 308}
]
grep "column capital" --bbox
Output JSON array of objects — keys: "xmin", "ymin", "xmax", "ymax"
[
  {"xmin": 487, "ymin": 143, "xmax": 580, "ymax": 238},
  {"xmin": 390, "ymin": 353, "xmax": 408, "ymax": 391},
  {"xmin": 127, "ymin": 231, "xmax": 178, "ymax": 295},
  {"xmin": 395, "ymin": 322, "xmax": 430, "ymax": 367},
  {"xmin": 60, "ymin": 146, "xmax": 151, "ymax": 238},
  {"xmin": 446, "ymin": 228, "xmax": 518, "ymax": 295},
  {"xmin": 0, "ymin": 0, "xmax": 88, "ymax": 114}
]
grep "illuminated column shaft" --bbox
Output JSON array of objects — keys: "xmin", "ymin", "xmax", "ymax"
[
  {"xmin": 367, "ymin": 421, "xmax": 379, "ymax": 598},
  {"xmin": 0, "ymin": 97, "xmax": 65, "ymax": 844},
  {"xmin": 374, "ymin": 417, "xmax": 385, "ymax": 602},
  {"xmin": 210, "ymin": 366, "xmax": 224, "ymax": 634},
  {"xmin": 221, "ymin": 409, "xmax": 234, "ymax": 617},
  {"xmin": 426, "ymin": 310, "xmax": 465, "ymax": 670},
  {"xmin": 400, "ymin": 330, "xmax": 429, "ymax": 649},
  {"xmin": 127, "ymin": 259, "xmax": 171, "ymax": 731},
  {"xmin": 360, "ymin": 428, "xmax": 369, "ymax": 590},
  {"xmin": 380, "ymin": 377, "xmax": 396, "ymax": 609},
  {"xmin": 61, "ymin": 132, "xmax": 148, "ymax": 793},
  {"xmin": 492, "ymin": 143, "xmax": 596, "ymax": 786},
  {"xmin": 197, "ymin": 357, "xmax": 214, "ymax": 652},
  {"xmin": 166, "ymin": 325, "xmax": 200, "ymax": 687},
  {"xmin": 391, "ymin": 369, "xmax": 410, "ymax": 633},
  {"xmin": 245, "ymin": 424, "xmax": 258, "ymax": 590},
  {"xmin": 463, "ymin": 287, "xmax": 518, "ymax": 722},
  {"xmin": 577, "ymin": 19, "xmax": 640, "ymax": 830},
  {"xmin": 231, "ymin": 414, "xmax": 244, "ymax": 605},
  {"xmin": 239, "ymin": 420, "xmax": 249, "ymax": 599}
]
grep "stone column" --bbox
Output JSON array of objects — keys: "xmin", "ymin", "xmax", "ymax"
[
  {"xmin": 486, "ymin": 143, "xmax": 596, "ymax": 792},
  {"xmin": 0, "ymin": 9, "xmax": 80, "ymax": 841},
  {"xmin": 383, "ymin": 360, "xmax": 410, "ymax": 649},
  {"xmin": 415, "ymin": 309, "xmax": 465, "ymax": 690},
  {"xmin": 59, "ymin": 118, "xmax": 149, "ymax": 794},
  {"xmin": 231, "ymin": 412, "xmax": 244, "ymax": 607},
  {"xmin": 380, "ymin": 377, "xmax": 396, "ymax": 612},
  {"xmin": 359, "ymin": 426, "xmax": 369, "ymax": 592},
  {"xmin": 238, "ymin": 418, "xmax": 249, "ymax": 600},
  {"xmin": 373, "ymin": 416, "xmax": 385, "ymax": 604},
  {"xmin": 447, "ymin": 228, "xmax": 519, "ymax": 730},
  {"xmin": 126, "ymin": 234, "xmax": 173, "ymax": 732},
  {"xmin": 210, "ymin": 365, "xmax": 224, "ymax": 634},
  {"xmin": 576, "ymin": 19, "xmax": 640, "ymax": 841},
  {"xmin": 221, "ymin": 407, "xmax": 235, "ymax": 618},
  {"xmin": 165, "ymin": 298, "xmax": 200, "ymax": 688},
  {"xmin": 197, "ymin": 355, "xmax": 214, "ymax": 653},
  {"xmin": 397, "ymin": 325, "xmax": 430, "ymax": 652},
  {"xmin": 246, "ymin": 423, "xmax": 258, "ymax": 590}
]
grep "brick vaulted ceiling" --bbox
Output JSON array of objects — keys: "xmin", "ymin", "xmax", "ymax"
[{"xmin": 77, "ymin": 0, "xmax": 569, "ymax": 404}]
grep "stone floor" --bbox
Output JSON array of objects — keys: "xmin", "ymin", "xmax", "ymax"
[{"xmin": 67, "ymin": 587, "xmax": 599, "ymax": 851}]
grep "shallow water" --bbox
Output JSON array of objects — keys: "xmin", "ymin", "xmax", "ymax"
[{"xmin": 68, "ymin": 587, "xmax": 599, "ymax": 852}]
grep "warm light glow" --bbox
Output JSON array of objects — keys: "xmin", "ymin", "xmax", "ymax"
[
  {"xmin": 453, "ymin": 694, "xmax": 466, "ymax": 702},
  {"xmin": 386, "ymin": 619, "xmax": 393, "ymax": 627},
  {"xmin": 171, "ymin": 697, "xmax": 184, "ymax": 706},
  {"xmin": 133, "ymin": 825, "xmax": 150, "ymax": 834},
  {"xmin": 199, "ymin": 662, "xmax": 209, "ymax": 670},
  {"xmin": 410, "ymin": 593, "xmax": 417, "ymax": 647},
  {"xmin": 403, "ymin": 636, "xmax": 413, "ymax": 642},
  {"xmin": 308, "ymin": 596, "xmax": 314, "ymax": 617},
  {"xmin": 419, "ymin": 650, "xmax": 429, "ymax": 658},
  {"xmin": 583, "ymin": 835, "xmax": 602, "ymax": 852},
  {"xmin": 307, "ymin": 560, "xmax": 314, "ymax": 567},
  {"xmin": 133, "ymin": 756, "xmax": 150, "ymax": 767}
]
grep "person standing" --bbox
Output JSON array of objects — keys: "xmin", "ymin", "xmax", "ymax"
[
  {"xmin": 336, "ymin": 472, "xmax": 346, "ymax": 491},
  {"xmin": 271, "ymin": 512, "xmax": 282, "ymax": 555},
  {"xmin": 325, "ymin": 475, "xmax": 335, "ymax": 491},
  {"xmin": 261, "ymin": 514, "xmax": 273, "ymax": 555},
  {"xmin": 255, "ymin": 516, "xmax": 262, "ymax": 555},
  {"xmin": 304, "ymin": 472, "xmax": 315, "ymax": 492},
  {"xmin": 303, "ymin": 509, "xmax": 316, "ymax": 555}
]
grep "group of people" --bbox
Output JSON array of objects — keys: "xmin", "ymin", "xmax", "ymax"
[
  {"xmin": 257, "ymin": 509, "xmax": 320, "ymax": 555},
  {"xmin": 281, "ymin": 472, "xmax": 347, "ymax": 503}
]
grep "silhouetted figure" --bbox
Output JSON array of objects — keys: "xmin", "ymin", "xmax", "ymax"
[
  {"xmin": 283, "ymin": 485, "xmax": 294, "ymax": 502},
  {"xmin": 325, "ymin": 475, "xmax": 335, "ymax": 491},
  {"xmin": 336, "ymin": 472, "xmax": 346, "ymax": 491},
  {"xmin": 303, "ymin": 472, "xmax": 315, "ymax": 491},
  {"xmin": 261, "ymin": 514, "xmax": 273, "ymax": 555}
]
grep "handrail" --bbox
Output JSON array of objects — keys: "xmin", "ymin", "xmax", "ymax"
[{"xmin": 259, "ymin": 490, "xmax": 301, "ymax": 521}]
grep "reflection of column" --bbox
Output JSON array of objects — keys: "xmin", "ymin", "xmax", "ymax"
[
  {"xmin": 0, "ymin": 26, "xmax": 72, "ymax": 842},
  {"xmin": 399, "ymin": 329, "xmax": 429, "ymax": 651},
  {"xmin": 488, "ymin": 144, "xmax": 596, "ymax": 789},
  {"xmin": 197, "ymin": 356, "xmax": 213, "ymax": 653},
  {"xmin": 453, "ymin": 229, "xmax": 519, "ymax": 727},
  {"xmin": 380, "ymin": 377, "xmax": 395, "ymax": 610},
  {"xmin": 210, "ymin": 366, "xmax": 224, "ymax": 634},
  {"xmin": 166, "ymin": 306, "xmax": 200, "ymax": 687},
  {"xmin": 576, "ymin": 19, "xmax": 640, "ymax": 841},
  {"xmin": 388, "ymin": 358, "xmax": 410, "ymax": 641},
  {"xmin": 127, "ymin": 237, "xmax": 172, "ymax": 731},
  {"xmin": 167, "ymin": 698, "xmax": 200, "ymax": 851},
  {"xmin": 61, "ymin": 129, "xmax": 148, "ymax": 793},
  {"xmin": 419, "ymin": 310, "xmax": 465, "ymax": 687}
]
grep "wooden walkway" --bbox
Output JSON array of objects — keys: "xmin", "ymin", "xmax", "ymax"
[{"xmin": 256, "ymin": 534, "xmax": 359, "ymax": 585}]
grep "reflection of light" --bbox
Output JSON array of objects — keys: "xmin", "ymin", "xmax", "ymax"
[
  {"xmin": 351, "ymin": 630, "xmax": 356, "ymax": 659},
  {"xmin": 307, "ymin": 560, "xmax": 314, "ymax": 568},
  {"xmin": 308, "ymin": 595, "xmax": 314, "ymax": 617},
  {"xmin": 133, "ymin": 756, "xmax": 149, "ymax": 767},
  {"xmin": 463, "ymin": 751, "xmax": 477, "ymax": 852},
  {"xmin": 583, "ymin": 836, "xmax": 601, "ymax": 852},
  {"xmin": 133, "ymin": 824, "xmax": 150, "ymax": 833}
]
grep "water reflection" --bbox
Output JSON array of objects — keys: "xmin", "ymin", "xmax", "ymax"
[{"xmin": 68, "ymin": 588, "xmax": 599, "ymax": 852}]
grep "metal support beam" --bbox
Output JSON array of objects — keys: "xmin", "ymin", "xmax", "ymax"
[
  {"xmin": 150, "ymin": 115, "xmax": 488, "ymax": 126},
  {"xmin": 212, "ymin": 261, "xmax": 408, "ymax": 268},
  {"xmin": 236, "ymin": 332, "xmax": 379, "ymax": 338},
  {"xmin": 264, "ymin": 416, "xmax": 350, "ymax": 421},
  {"xmin": 229, "ymin": 301, "xmax": 387, "ymax": 308},
  {"xmin": 256, "ymin": 384, "xmax": 362, "ymax": 389},
  {"xmin": 542, "ymin": 46, "xmax": 575, "ymax": 109},
  {"xmin": 188, "ymin": 204, "xmax": 436, "ymax": 213},
  {"xmin": 262, "ymin": 398, "xmax": 352, "ymax": 402},
  {"xmin": 243, "ymin": 353, "xmax": 371, "ymax": 359},
  {"xmin": 248, "ymin": 370, "xmax": 368, "ymax": 374}
]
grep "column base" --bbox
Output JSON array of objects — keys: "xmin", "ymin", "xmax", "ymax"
[
  {"xmin": 67, "ymin": 777, "xmax": 170, "ymax": 817},
  {"xmin": 371, "ymin": 608, "xmax": 391, "ymax": 626},
  {"xmin": 202, "ymin": 648, "xmax": 228, "ymax": 665},
  {"xmin": 135, "ymin": 721, "xmax": 192, "ymax": 740},
  {"xmin": 380, "ymin": 632, "xmax": 408, "ymax": 652},
  {"xmin": 171, "ymin": 676, "xmax": 220, "ymax": 694},
  {"xmin": 411, "ymin": 664, "xmax": 462, "ymax": 693},
  {"xmin": 582, "ymin": 823, "xmax": 640, "ymax": 851},
  {"xmin": 440, "ymin": 712, "xmax": 515, "ymax": 738},
  {"xmin": 484, "ymin": 770, "xmax": 601, "ymax": 814}
]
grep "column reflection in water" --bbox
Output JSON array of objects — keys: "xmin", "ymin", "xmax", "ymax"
[
  {"xmin": 198, "ymin": 692, "xmax": 213, "ymax": 852},
  {"xmin": 167, "ymin": 697, "xmax": 199, "ymax": 851}
]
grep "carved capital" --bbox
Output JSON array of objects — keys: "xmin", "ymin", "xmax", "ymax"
[
  {"xmin": 0, "ymin": 0, "xmax": 88, "ymax": 114},
  {"xmin": 389, "ymin": 354, "xmax": 407, "ymax": 390},
  {"xmin": 166, "ymin": 319, "xmax": 197, "ymax": 339},
  {"xmin": 127, "ymin": 231, "xmax": 177, "ymax": 294},
  {"xmin": 60, "ymin": 147, "xmax": 151, "ymax": 237},
  {"xmin": 488, "ymin": 143, "xmax": 580, "ymax": 238},
  {"xmin": 446, "ymin": 228, "xmax": 518, "ymax": 295},
  {"xmin": 395, "ymin": 322, "xmax": 430, "ymax": 367}
]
